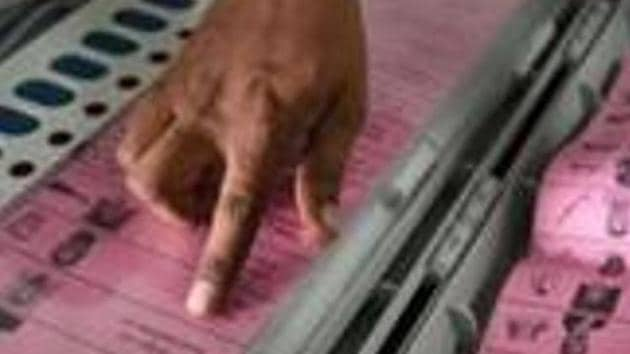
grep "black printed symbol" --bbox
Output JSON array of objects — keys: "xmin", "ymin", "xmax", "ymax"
[
  {"xmin": 590, "ymin": 317, "xmax": 606, "ymax": 330},
  {"xmin": 84, "ymin": 198, "xmax": 135, "ymax": 231},
  {"xmin": 0, "ymin": 307, "xmax": 21, "ymax": 332},
  {"xmin": 607, "ymin": 198, "xmax": 629, "ymax": 237},
  {"xmin": 607, "ymin": 113, "xmax": 630, "ymax": 124},
  {"xmin": 599, "ymin": 256, "xmax": 626, "ymax": 277},
  {"xmin": 4, "ymin": 211, "xmax": 46, "ymax": 242},
  {"xmin": 560, "ymin": 311, "xmax": 603, "ymax": 354},
  {"xmin": 530, "ymin": 271, "xmax": 558, "ymax": 296},
  {"xmin": 582, "ymin": 141, "xmax": 618, "ymax": 153},
  {"xmin": 51, "ymin": 230, "xmax": 97, "ymax": 268},
  {"xmin": 506, "ymin": 317, "xmax": 549, "ymax": 342},
  {"xmin": 47, "ymin": 181, "xmax": 89, "ymax": 204},
  {"xmin": 561, "ymin": 333, "xmax": 588, "ymax": 354},
  {"xmin": 563, "ymin": 311, "xmax": 606, "ymax": 335},
  {"xmin": 572, "ymin": 284, "xmax": 620, "ymax": 314},
  {"xmin": 6, "ymin": 273, "xmax": 48, "ymax": 307},
  {"xmin": 616, "ymin": 158, "xmax": 630, "ymax": 187},
  {"xmin": 557, "ymin": 195, "xmax": 590, "ymax": 226},
  {"xmin": 569, "ymin": 161, "xmax": 598, "ymax": 173},
  {"xmin": 563, "ymin": 313, "xmax": 588, "ymax": 334}
]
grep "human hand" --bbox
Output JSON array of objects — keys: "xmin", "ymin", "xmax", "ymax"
[{"xmin": 117, "ymin": 0, "xmax": 366, "ymax": 316}]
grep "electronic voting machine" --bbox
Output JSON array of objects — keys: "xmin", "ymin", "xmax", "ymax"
[{"xmin": 0, "ymin": 0, "xmax": 627, "ymax": 353}]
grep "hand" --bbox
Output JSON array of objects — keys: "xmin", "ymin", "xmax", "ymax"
[{"xmin": 117, "ymin": 0, "xmax": 366, "ymax": 316}]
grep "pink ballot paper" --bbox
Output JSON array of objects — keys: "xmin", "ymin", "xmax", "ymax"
[
  {"xmin": 0, "ymin": 0, "xmax": 522, "ymax": 353},
  {"xmin": 479, "ymin": 258, "xmax": 630, "ymax": 354},
  {"xmin": 534, "ymin": 59, "xmax": 630, "ymax": 266},
  {"xmin": 480, "ymin": 58, "xmax": 630, "ymax": 353}
]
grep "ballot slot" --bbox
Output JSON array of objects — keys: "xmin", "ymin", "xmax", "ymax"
[
  {"xmin": 600, "ymin": 57, "xmax": 622, "ymax": 100},
  {"xmin": 361, "ymin": 179, "xmax": 503, "ymax": 354},
  {"xmin": 491, "ymin": 0, "xmax": 616, "ymax": 180},
  {"xmin": 566, "ymin": 0, "xmax": 616, "ymax": 65},
  {"xmin": 427, "ymin": 179, "xmax": 502, "ymax": 280},
  {"xmin": 376, "ymin": 179, "xmax": 501, "ymax": 354},
  {"xmin": 399, "ymin": 2, "xmax": 628, "ymax": 353},
  {"xmin": 327, "ymin": 179, "xmax": 459, "ymax": 354},
  {"xmin": 490, "ymin": 64, "xmax": 571, "ymax": 179},
  {"xmin": 377, "ymin": 273, "xmax": 442, "ymax": 353},
  {"xmin": 516, "ymin": 0, "xmax": 582, "ymax": 78},
  {"xmin": 402, "ymin": 177, "xmax": 537, "ymax": 354},
  {"xmin": 320, "ymin": 3, "xmax": 596, "ymax": 354}
]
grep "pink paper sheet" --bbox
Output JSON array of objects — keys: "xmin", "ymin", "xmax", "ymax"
[
  {"xmin": 480, "ymin": 258, "xmax": 630, "ymax": 354},
  {"xmin": 480, "ymin": 59, "xmax": 630, "ymax": 353},
  {"xmin": 0, "ymin": 1, "xmax": 522, "ymax": 353},
  {"xmin": 534, "ymin": 60, "xmax": 630, "ymax": 266}
]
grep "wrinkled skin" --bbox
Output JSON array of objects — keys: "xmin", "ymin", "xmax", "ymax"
[{"xmin": 118, "ymin": 0, "xmax": 366, "ymax": 316}]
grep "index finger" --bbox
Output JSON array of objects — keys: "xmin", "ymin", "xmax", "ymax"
[{"xmin": 186, "ymin": 161, "xmax": 268, "ymax": 316}]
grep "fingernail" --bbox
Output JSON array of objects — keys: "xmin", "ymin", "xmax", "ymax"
[
  {"xmin": 322, "ymin": 203, "xmax": 341, "ymax": 233},
  {"xmin": 186, "ymin": 280, "xmax": 215, "ymax": 318}
]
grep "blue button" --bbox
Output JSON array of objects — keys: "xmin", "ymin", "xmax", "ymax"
[
  {"xmin": 82, "ymin": 31, "xmax": 139, "ymax": 56},
  {"xmin": 51, "ymin": 54, "xmax": 109, "ymax": 80},
  {"xmin": 15, "ymin": 80, "xmax": 75, "ymax": 107},
  {"xmin": 0, "ymin": 106, "xmax": 40, "ymax": 135},
  {"xmin": 114, "ymin": 8, "xmax": 168, "ymax": 32},
  {"xmin": 142, "ymin": 0, "xmax": 194, "ymax": 10}
]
